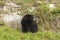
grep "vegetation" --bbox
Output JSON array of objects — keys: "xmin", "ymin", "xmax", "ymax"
[{"xmin": 0, "ymin": 25, "xmax": 60, "ymax": 40}]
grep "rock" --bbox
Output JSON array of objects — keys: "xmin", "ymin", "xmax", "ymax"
[
  {"xmin": 27, "ymin": 7, "xmax": 35, "ymax": 12},
  {"xmin": 48, "ymin": 4, "xmax": 56, "ymax": 11},
  {"xmin": 3, "ymin": 13, "xmax": 23, "ymax": 29}
]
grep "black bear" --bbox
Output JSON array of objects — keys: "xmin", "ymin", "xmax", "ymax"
[{"xmin": 21, "ymin": 14, "xmax": 38, "ymax": 33}]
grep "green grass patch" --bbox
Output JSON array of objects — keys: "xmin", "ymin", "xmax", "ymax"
[{"xmin": 0, "ymin": 25, "xmax": 60, "ymax": 40}]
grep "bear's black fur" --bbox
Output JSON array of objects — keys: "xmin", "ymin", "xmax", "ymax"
[{"xmin": 21, "ymin": 14, "xmax": 38, "ymax": 33}]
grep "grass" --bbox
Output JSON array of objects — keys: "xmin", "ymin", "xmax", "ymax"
[{"xmin": 0, "ymin": 25, "xmax": 60, "ymax": 40}]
